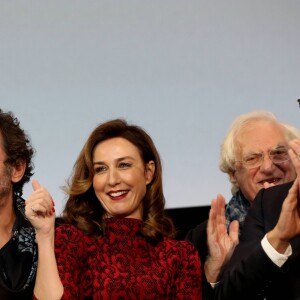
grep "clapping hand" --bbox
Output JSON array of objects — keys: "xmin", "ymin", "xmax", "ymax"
[
  {"xmin": 267, "ymin": 139, "xmax": 300, "ymax": 253},
  {"xmin": 204, "ymin": 194, "xmax": 239, "ymax": 283}
]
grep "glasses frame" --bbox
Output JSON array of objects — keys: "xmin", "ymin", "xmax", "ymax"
[{"xmin": 236, "ymin": 146, "xmax": 290, "ymax": 169}]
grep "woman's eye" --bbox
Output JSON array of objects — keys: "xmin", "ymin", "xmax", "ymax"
[
  {"xmin": 119, "ymin": 162, "xmax": 131, "ymax": 169},
  {"xmin": 94, "ymin": 166, "xmax": 107, "ymax": 173}
]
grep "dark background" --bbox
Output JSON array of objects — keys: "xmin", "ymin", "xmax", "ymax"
[{"xmin": 166, "ymin": 205, "xmax": 210, "ymax": 240}]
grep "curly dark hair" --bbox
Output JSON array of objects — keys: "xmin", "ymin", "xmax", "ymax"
[
  {"xmin": 63, "ymin": 119, "xmax": 176, "ymax": 242},
  {"xmin": 0, "ymin": 109, "xmax": 35, "ymax": 196}
]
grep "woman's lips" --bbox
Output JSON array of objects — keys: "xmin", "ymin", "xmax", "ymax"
[{"xmin": 108, "ymin": 190, "xmax": 128, "ymax": 200}]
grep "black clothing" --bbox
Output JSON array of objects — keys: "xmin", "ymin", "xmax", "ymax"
[
  {"xmin": 0, "ymin": 196, "xmax": 37, "ymax": 300},
  {"xmin": 215, "ymin": 181, "xmax": 300, "ymax": 300},
  {"xmin": 186, "ymin": 220, "xmax": 215, "ymax": 300}
]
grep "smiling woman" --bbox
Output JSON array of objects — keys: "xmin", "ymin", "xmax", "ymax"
[
  {"xmin": 92, "ymin": 137, "xmax": 155, "ymax": 220},
  {"xmin": 25, "ymin": 118, "xmax": 202, "ymax": 300},
  {"xmin": 63, "ymin": 119, "xmax": 175, "ymax": 241}
]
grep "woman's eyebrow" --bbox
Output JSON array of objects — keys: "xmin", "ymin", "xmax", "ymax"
[{"xmin": 93, "ymin": 156, "xmax": 135, "ymax": 165}]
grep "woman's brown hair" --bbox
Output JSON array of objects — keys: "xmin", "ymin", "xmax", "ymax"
[{"xmin": 62, "ymin": 119, "xmax": 175, "ymax": 242}]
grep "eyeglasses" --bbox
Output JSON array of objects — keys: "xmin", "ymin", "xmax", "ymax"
[{"xmin": 236, "ymin": 146, "xmax": 290, "ymax": 169}]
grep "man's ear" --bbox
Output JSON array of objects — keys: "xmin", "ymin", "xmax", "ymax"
[
  {"xmin": 11, "ymin": 160, "xmax": 26, "ymax": 183},
  {"xmin": 145, "ymin": 161, "xmax": 155, "ymax": 185},
  {"xmin": 229, "ymin": 170, "xmax": 238, "ymax": 187}
]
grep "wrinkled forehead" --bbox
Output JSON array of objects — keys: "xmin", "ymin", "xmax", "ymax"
[{"xmin": 235, "ymin": 121, "xmax": 287, "ymax": 156}]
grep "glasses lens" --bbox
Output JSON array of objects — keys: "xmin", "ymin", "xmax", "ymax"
[
  {"xmin": 243, "ymin": 154, "xmax": 263, "ymax": 168},
  {"xmin": 242, "ymin": 147, "xmax": 290, "ymax": 169},
  {"xmin": 270, "ymin": 148, "xmax": 290, "ymax": 163}
]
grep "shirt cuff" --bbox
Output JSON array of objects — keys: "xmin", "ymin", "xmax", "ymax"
[{"xmin": 261, "ymin": 234, "xmax": 292, "ymax": 267}]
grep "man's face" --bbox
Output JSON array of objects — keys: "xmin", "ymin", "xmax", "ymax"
[{"xmin": 232, "ymin": 121, "xmax": 296, "ymax": 202}]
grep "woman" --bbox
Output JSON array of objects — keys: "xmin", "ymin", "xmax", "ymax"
[{"xmin": 25, "ymin": 119, "xmax": 202, "ymax": 299}]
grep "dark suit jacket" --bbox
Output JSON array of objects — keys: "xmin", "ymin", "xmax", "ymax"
[
  {"xmin": 186, "ymin": 220, "xmax": 217, "ymax": 300},
  {"xmin": 185, "ymin": 220, "xmax": 208, "ymax": 270},
  {"xmin": 215, "ymin": 181, "xmax": 300, "ymax": 300}
]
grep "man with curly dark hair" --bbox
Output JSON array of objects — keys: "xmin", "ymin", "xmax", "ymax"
[{"xmin": 0, "ymin": 108, "xmax": 36, "ymax": 299}]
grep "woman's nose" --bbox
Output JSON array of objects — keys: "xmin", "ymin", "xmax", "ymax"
[{"xmin": 107, "ymin": 169, "xmax": 121, "ymax": 186}]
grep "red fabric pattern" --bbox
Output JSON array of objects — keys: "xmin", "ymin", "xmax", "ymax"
[{"xmin": 54, "ymin": 218, "xmax": 202, "ymax": 299}]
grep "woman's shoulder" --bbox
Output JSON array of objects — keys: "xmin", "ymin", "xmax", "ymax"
[
  {"xmin": 160, "ymin": 239, "xmax": 201, "ymax": 268},
  {"xmin": 54, "ymin": 224, "xmax": 95, "ymax": 256},
  {"xmin": 163, "ymin": 238, "xmax": 199, "ymax": 254},
  {"xmin": 55, "ymin": 223, "xmax": 87, "ymax": 242}
]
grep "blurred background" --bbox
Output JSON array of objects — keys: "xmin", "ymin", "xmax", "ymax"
[{"xmin": 1, "ymin": 1, "xmax": 299, "ymax": 223}]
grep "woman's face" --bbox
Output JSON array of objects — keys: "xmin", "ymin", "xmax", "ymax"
[{"xmin": 92, "ymin": 137, "xmax": 155, "ymax": 220}]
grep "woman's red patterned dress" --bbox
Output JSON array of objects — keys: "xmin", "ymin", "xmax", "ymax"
[{"xmin": 55, "ymin": 217, "xmax": 202, "ymax": 299}]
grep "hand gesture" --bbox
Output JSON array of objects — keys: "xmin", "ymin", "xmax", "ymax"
[
  {"xmin": 25, "ymin": 179, "xmax": 56, "ymax": 236},
  {"xmin": 204, "ymin": 194, "xmax": 239, "ymax": 283},
  {"xmin": 267, "ymin": 139, "xmax": 300, "ymax": 253}
]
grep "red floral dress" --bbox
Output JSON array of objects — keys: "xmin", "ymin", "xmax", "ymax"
[{"xmin": 55, "ymin": 217, "xmax": 202, "ymax": 299}]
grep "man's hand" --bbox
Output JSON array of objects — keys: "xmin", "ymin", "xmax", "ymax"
[
  {"xmin": 204, "ymin": 194, "xmax": 239, "ymax": 283},
  {"xmin": 267, "ymin": 177, "xmax": 300, "ymax": 253},
  {"xmin": 267, "ymin": 139, "xmax": 300, "ymax": 253}
]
